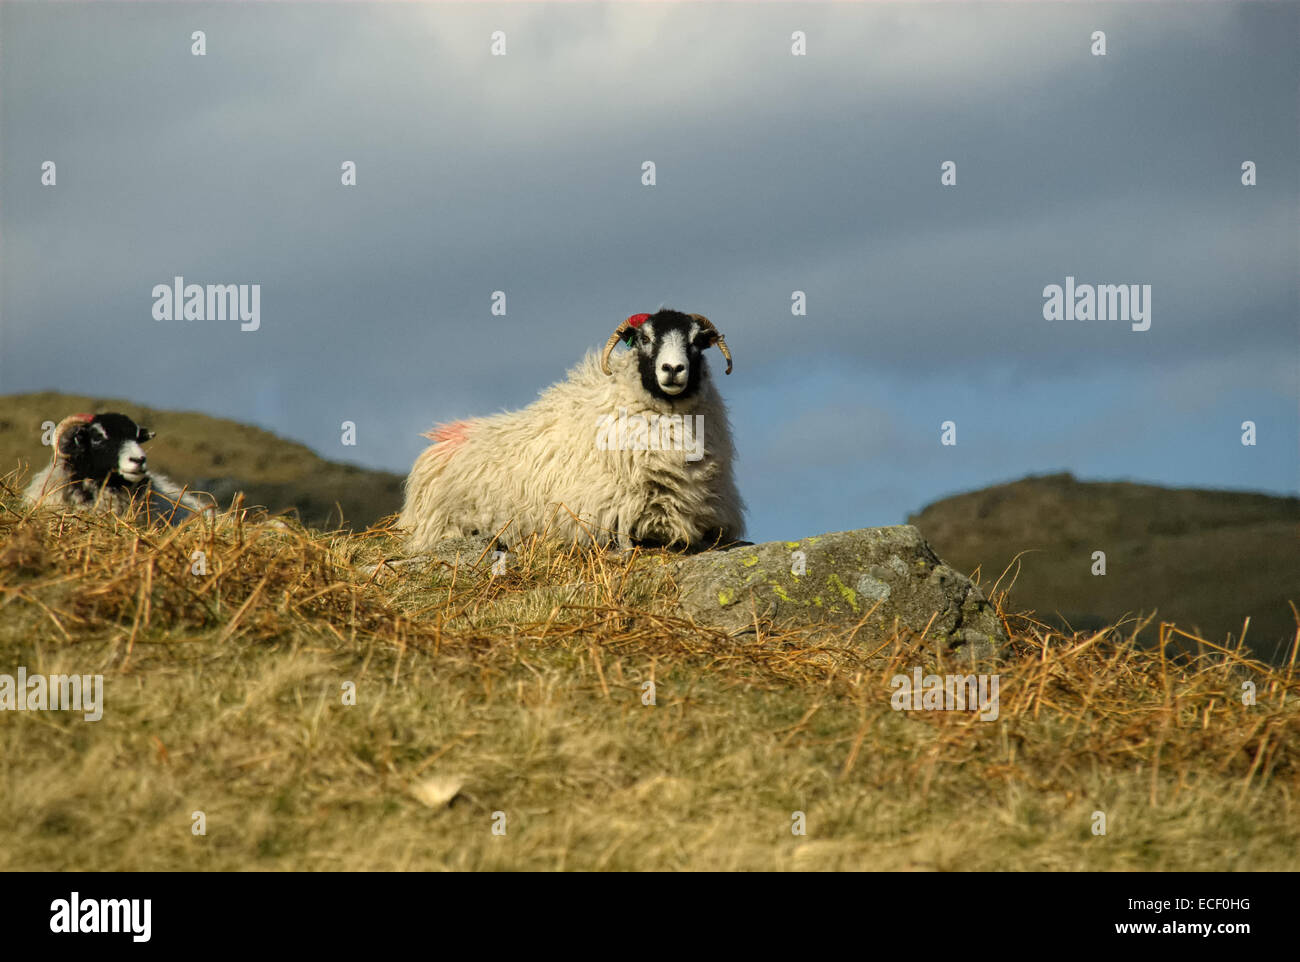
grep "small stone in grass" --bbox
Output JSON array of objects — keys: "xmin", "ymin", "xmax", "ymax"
[{"xmin": 412, "ymin": 775, "xmax": 465, "ymax": 809}]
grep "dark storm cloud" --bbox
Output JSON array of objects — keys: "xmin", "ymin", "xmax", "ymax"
[{"xmin": 2, "ymin": 2, "xmax": 1295, "ymax": 540}]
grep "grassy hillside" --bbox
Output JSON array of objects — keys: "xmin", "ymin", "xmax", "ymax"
[
  {"xmin": 910, "ymin": 473, "xmax": 1300, "ymax": 664},
  {"xmin": 8, "ymin": 395, "xmax": 1293, "ymax": 662},
  {"xmin": 0, "ymin": 392, "xmax": 403, "ymax": 529},
  {"xmin": 0, "ymin": 485, "xmax": 1297, "ymax": 871}
]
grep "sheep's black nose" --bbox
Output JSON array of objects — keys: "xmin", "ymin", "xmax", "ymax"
[{"xmin": 661, "ymin": 363, "xmax": 685, "ymax": 377}]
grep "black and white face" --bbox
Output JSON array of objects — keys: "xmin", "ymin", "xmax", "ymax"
[
  {"xmin": 630, "ymin": 310, "xmax": 718, "ymax": 401},
  {"xmin": 60, "ymin": 413, "xmax": 155, "ymax": 484}
]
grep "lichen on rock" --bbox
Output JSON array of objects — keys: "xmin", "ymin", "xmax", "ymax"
[{"xmin": 666, "ymin": 525, "xmax": 1005, "ymax": 659}]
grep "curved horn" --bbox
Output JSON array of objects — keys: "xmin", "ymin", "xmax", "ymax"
[
  {"xmin": 690, "ymin": 313, "xmax": 732, "ymax": 375},
  {"xmin": 53, "ymin": 413, "xmax": 94, "ymax": 450},
  {"xmin": 600, "ymin": 320, "xmax": 634, "ymax": 376}
]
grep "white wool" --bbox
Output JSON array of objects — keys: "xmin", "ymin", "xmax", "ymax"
[
  {"xmin": 399, "ymin": 347, "xmax": 744, "ymax": 552},
  {"xmin": 25, "ymin": 447, "xmax": 212, "ymax": 523}
]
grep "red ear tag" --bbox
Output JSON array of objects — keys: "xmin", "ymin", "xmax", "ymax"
[{"xmin": 623, "ymin": 313, "xmax": 651, "ymax": 346}]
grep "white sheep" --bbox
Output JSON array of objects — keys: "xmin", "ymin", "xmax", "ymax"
[
  {"xmin": 399, "ymin": 309, "xmax": 745, "ymax": 552},
  {"xmin": 25, "ymin": 413, "xmax": 213, "ymax": 523}
]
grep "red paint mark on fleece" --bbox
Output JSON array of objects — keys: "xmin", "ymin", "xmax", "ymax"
[{"xmin": 422, "ymin": 420, "xmax": 472, "ymax": 451}]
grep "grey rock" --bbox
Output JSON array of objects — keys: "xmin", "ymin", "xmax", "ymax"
[
  {"xmin": 419, "ymin": 537, "xmax": 505, "ymax": 569},
  {"xmin": 663, "ymin": 525, "xmax": 1005, "ymax": 658},
  {"xmin": 359, "ymin": 537, "xmax": 502, "ymax": 580},
  {"xmin": 402, "ymin": 526, "xmax": 1006, "ymax": 659}
]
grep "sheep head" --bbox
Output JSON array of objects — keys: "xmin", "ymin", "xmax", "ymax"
[
  {"xmin": 57, "ymin": 412, "xmax": 156, "ymax": 485},
  {"xmin": 600, "ymin": 309, "xmax": 733, "ymax": 399}
]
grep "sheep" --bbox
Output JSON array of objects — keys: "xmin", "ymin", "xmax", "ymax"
[
  {"xmin": 398, "ymin": 309, "xmax": 745, "ymax": 553},
  {"xmin": 24, "ymin": 412, "xmax": 213, "ymax": 523}
]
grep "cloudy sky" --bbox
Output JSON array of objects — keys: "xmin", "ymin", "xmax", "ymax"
[{"xmin": 2, "ymin": 1, "xmax": 1296, "ymax": 542}]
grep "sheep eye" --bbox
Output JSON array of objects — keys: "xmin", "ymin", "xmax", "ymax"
[
  {"xmin": 694, "ymin": 333, "xmax": 713, "ymax": 348},
  {"xmin": 638, "ymin": 332, "xmax": 651, "ymax": 346}
]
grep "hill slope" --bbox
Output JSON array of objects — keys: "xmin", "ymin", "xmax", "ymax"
[
  {"xmin": 909, "ymin": 472, "xmax": 1300, "ymax": 662},
  {"xmin": 0, "ymin": 392, "xmax": 403, "ymax": 529},
  {"xmin": 1, "ymin": 487, "xmax": 1296, "ymax": 871}
]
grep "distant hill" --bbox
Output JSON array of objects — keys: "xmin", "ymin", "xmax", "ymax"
[
  {"xmin": 909, "ymin": 472, "xmax": 1300, "ymax": 662},
  {"xmin": 0, "ymin": 392, "xmax": 403, "ymax": 530}
]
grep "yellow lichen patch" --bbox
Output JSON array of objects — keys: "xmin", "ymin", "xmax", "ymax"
[
  {"xmin": 826, "ymin": 573, "xmax": 858, "ymax": 611},
  {"xmin": 741, "ymin": 556, "xmax": 758, "ymax": 567},
  {"xmin": 717, "ymin": 589, "xmax": 734, "ymax": 606},
  {"xmin": 770, "ymin": 583, "xmax": 797, "ymax": 603}
]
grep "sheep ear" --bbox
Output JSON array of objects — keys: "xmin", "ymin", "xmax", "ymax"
[{"xmin": 138, "ymin": 428, "xmax": 156, "ymax": 442}]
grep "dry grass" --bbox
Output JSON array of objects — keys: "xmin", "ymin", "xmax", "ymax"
[{"xmin": 1, "ymin": 470, "xmax": 1297, "ymax": 871}]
